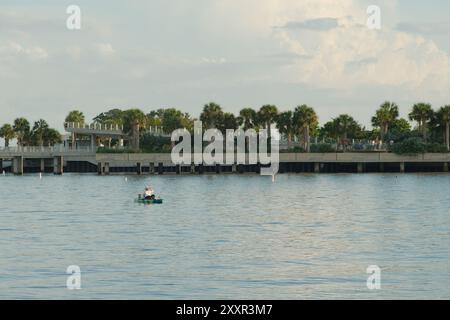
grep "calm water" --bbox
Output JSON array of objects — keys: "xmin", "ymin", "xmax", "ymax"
[{"xmin": 0, "ymin": 173, "xmax": 449, "ymax": 299}]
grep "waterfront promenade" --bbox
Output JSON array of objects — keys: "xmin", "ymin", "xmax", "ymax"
[
  {"xmin": 95, "ymin": 152, "xmax": 450, "ymax": 174},
  {"xmin": 1, "ymin": 147, "xmax": 450, "ymax": 174}
]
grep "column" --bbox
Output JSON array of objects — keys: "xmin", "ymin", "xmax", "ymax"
[
  {"xmin": 53, "ymin": 156, "xmax": 63, "ymax": 175},
  {"xmin": 357, "ymin": 162, "xmax": 364, "ymax": 173},
  {"xmin": 97, "ymin": 162, "xmax": 103, "ymax": 175},
  {"xmin": 158, "ymin": 162, "xmax": 163, "ymax": 175},
  {"xmin": 0, "ymin": 159, "xmax": 3, "ymax": 172},
  {"xmin": 443, "ymin": 162, "xmax": 448, "ymax": 172},
  {"xmin": 190, "ymin": 163, "xmax": 196, "ymax": 174},
  {"xmin": 104, "ymin": 162, "xmax": 110, "ymax": 175},
  {"xmin": 137, "ymin": 162, "xmax": 142, "ymax": 175},
  {"xmin": 149, "ymin": 162, "xmax": 155, "ymax": 174},
  {"xmin": 40, "ymin": 159, "xmax": 45, "ymax": 172},
  {"xmin": 379, "ymin": 162, "xmax": 385, "ymax": 173},
  {"xmin": 13, "ymin": 156, "xmax": 23, "ymax": 175},
  {"xmin": 314, "ymin": 162, "xmax": 320, "ymax": 173},
  {"xmin": 91, "ymin": 134, "xmax": 96, "ymax": 150},
  {"xmin": 232, "ymin": 164, "xmax": 237, "ymax": 173},
  {"xmin": 400, "ymin": 162, "xmax": 405, "ymax": 173}
]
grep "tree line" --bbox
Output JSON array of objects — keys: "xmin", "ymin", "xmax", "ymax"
[
  {"xmin": 85, "ymin": 102, "xmax": 450, "ymax": 152},
  {"xmin": 2, "ymin": 101, "xmax": 450, "ymax": 153},
  {"xmin": 0, "ymin": 118, "xmax": 62, "ymax": 147}
]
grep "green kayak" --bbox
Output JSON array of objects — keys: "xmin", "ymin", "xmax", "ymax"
[{"xmin": 135, "ymin": 198, "xmax": 163, "ymax": 204}]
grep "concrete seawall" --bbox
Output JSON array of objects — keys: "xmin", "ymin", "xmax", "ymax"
[
  {"xmin": 94, "ymin": 153, "xmax": 450, "ymax": 174},
  {"xmin": 2, "ymin": 152, "xmax": 450, "ymax": 174}
]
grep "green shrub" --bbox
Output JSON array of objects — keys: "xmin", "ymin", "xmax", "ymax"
[
  {"xmin": 280, "ymin": 146, "xmax": 305, "ymax": 153},
  {"xmin": 140, "ymin": 134, "xmax": 172, "ymax": 153},
  {"xmin": 96, "ymin": 147, "xmax": 140, "ymax": 154},
  {"xmin": 389, "ymin": 137, "xmax": 426, "ymax": 155},
  {"xmin": 425, "ymin": 143, "xmax": 448, "ymax": 153},
  {"xmin": 310, "ymin": 143, "xmax": 335, "ymax": 153}
]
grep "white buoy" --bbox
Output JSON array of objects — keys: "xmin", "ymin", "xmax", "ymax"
[{"xmin": 125, "ymin": 177, "xmax": 128, "ymax": 182}]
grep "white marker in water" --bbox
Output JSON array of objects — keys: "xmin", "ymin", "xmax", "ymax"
[
  {"xmin": 39, "ymin": 172, "xmax": 42, "ymax": 179},
  {"xmin": 125, "ymin": 177, "xmax": 128, "ymax": 182}
]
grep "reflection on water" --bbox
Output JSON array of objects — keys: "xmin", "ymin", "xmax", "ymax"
[{"xmin": 0, "ymin": 173, "xmax": 449, "ymax": 299}]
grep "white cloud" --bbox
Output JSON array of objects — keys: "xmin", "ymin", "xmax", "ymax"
[
  {"xmin": 0, "ymin": 41, "xmax": 48, "ymax": 61},
  {"xmin": 201, "ymin": 57, "xmax": 226, "ymax": 64},
  {"xmin": 94, "ymin": 43, "xmax": 116, "ymax": 57},
  {"xmin": 196, "ymin": 0, "xmax": 450, "ymax": 95},
  {"xmin": 274, "ymin": 17, "xmax": 450, "ymax": 93}
]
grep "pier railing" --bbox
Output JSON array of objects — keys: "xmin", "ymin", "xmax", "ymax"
[
  {"xmin": 64, "ymin": 122, "xmax": 168, "ymax": 137},
  {"xmin": 64, "ymin": 122, "xmax": 124, "ymax": 132},
  {"xmin": 0, "ymin": 146, "xmax": 96, "ymax": 157},
  {"xmin": 146, "ymin": 126, "xmax": 167, "ymax": 135}
]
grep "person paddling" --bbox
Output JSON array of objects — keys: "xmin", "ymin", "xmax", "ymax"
[{"xmin": 143, "ymin": 186, "xmax": 155, "ymax": 200}]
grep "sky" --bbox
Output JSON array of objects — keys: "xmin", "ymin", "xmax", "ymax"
[{"xmin": 1, "ymin": 0, "xmax": 450, "ymax": 133}]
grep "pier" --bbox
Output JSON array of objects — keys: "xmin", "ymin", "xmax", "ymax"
[
  {"xmin": 0, "ymin": 146, "xmax": 95, "ymax": 175},
  {"xmin": 94, "ymin": 152, "xmax": 450, "ymax": 174},
  {"xmin": 2, "ymin": 147, "xmax": 450, "ymax": 175}
]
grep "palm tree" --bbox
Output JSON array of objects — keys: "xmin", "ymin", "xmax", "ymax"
[
  {"xmin": 437, "ymin": 105, "xmax": 450, "ymax": 150},
  {"xmin": 123, "ymin": 109, "xmax": 147, "ymax": 151},
  {"xmin": 276, "ymin": 111, "xmax": 294, "ymax": 149},
  {"xmin": 200, "ymin": 102, "xmax": 223, "ymax": 129},
  {"xmin": 238, "ymin": 108, "xmax": 258, "ymax": 131},
  {"xmin": 409, "ymin": 103, "xmax": 434, "ymax": 141},
  {"xmin": 93, "ymin": 109, "xmax": 123, "ymax": 127},
  {"xmin": 0, "ymin": 124, "xmax": 15, "ymax": 147},
  {"xmin": 293, "ymin": 105, "xmax": 318, "ymax": 152},
  {"xmin": 13, "ymin": 118, "xmax": 30, "ymax": 147},
  {"xmin": 217, "ymin": 112, "xmax": 238, "ymax": 134},
  {"xmin": 65, "ymin": 110, "xmax": 85, "ymax": 124},
  {"xmin": 43, "ymin": 128, "xmax": 62, "ymax": 146},
  {"xmin": 159, "ymin": 108, "xmax": 193, "ymax": 134},
  {"xmin": 65, "ymin": 110, "xmax": 85, "ymax": 149},
  {"xmin": 372, "ymin": 101, "xmax": 399, "ymax": 143},
  {"xmin": 32, "ymin": 119, "xmax": 49, "ymax": 146},
  {"xmin": 257, "ymin": 105, "xmax": 278, "ymax": 141},
  {"xmin": 326, "ymin": 114, "xmax": 362, "ymax": 151}
]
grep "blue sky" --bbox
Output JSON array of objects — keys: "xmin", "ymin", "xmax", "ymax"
[{"xmin": 1, "ymin": 0, "xmax": 450, "ymax": 133}]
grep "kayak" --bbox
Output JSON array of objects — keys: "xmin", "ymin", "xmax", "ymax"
[{"xmin": 135, "ymin": 198, "xmax": 163, "ymax": 204}]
